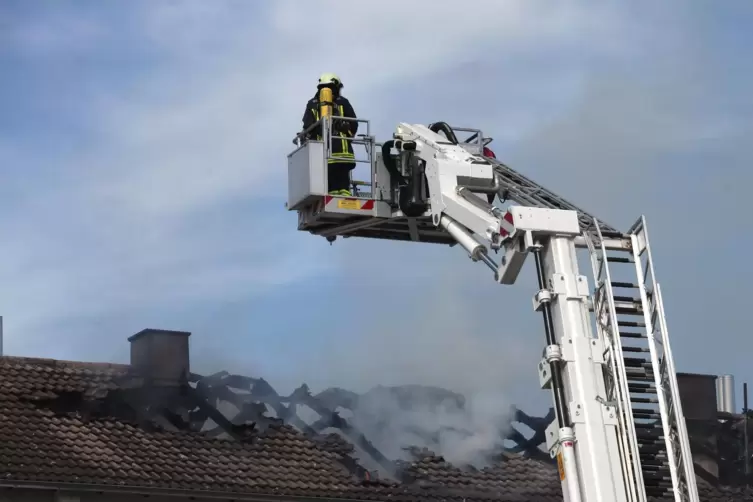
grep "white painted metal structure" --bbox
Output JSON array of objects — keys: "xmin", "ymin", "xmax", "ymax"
[{"xmin": 287, "ymin": 117, "xmax": 700, "ymax": 502}]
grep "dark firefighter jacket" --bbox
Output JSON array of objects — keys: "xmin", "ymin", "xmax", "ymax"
[{"xmin": 302, "ymin": 93, "xmax": 358, "ymax": 164}]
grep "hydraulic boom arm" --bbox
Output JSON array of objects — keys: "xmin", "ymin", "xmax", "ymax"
[
  {"xmin": 389, "ymin": 122, "xmax": 700, "ymax": 502},
  {"xmin": 395, "ymin": 122, "xmax": 628, "ymax": 501}
]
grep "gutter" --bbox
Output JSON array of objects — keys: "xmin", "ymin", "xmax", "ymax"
[
  {"xmin": 0, "ymin": 479, "xmax": 536, "ymax": 502},
  {"xmin": 0, "ymin": 480, "xmax": 383, "ymax": 502}
]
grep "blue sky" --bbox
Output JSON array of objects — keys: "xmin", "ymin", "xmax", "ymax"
[{"xmin": 1, "ymin": 1, "xmax": 752, "ymax": 416}]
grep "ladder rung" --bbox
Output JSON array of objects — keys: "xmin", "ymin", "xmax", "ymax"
[
  {"xmin": 620, "ymin": 331, "xmax": 647, "ymax": 339},
  {"xmin": 633, "ymin": 407, "xmax": 659, "ymax": 414},
  {"xmin": 642, "ymin": 467, "xmax": 670, "ymax": 474},
  {"xmin": 613, "ymin": 295, "xmax": 640, "ymax": 303},
  {"xmin": 622, "ymin": 346, "xmax": 650, "ymax": 353},
  {"xmin": 642, "ymin": 466, "xmax": 669, "ymax": 475},
  {"xmin": 626, "ymin": 370, "xmax": 654, "ymax": 377},
  {"xmin": 638, "ymin": 444, "xmax": 665, "ymax": 450},
  {"xmin": 635, "ymin": 422, "xmax": 662, "ymax": 431},
  {"xmin": 626, "ymin": 366, "xmax": 654, "ymax": 373},
  {"xmin": 645, "ymin": 486, "xmax": 671, "ymax": 493},
  {"xmin": 624, "ymin": 357, "xmax": 652, "ymax": 367},
  {"xmin": 637, "ymin": 435, "xmax": 665, "ymax": 443},
  {"xmin": 640, "ymin": 458, "xmax": 669, "ymax": 467},
  {"xmin": 638, "ymin": 443, "xmax": 666, "ymax": 452},
  {"xmin": 611, "ymin": 281, "xmax": 638, "ymax": 288},
  {"xmin": 640, "ymin": 463, "xmax": 667, "ymax": 470},
  {"xmin": 644, "ymin": 479, "xmax": 672, "ymax": 486},
  {"xmin": 640, "ymin": 457, "xmax": 668, "ymax": 463},
  {"xmin": 642, "ymin": 458, "xmax": 668, "ymax": 466},
  {"xmin": 607, "ymin": 256, "xmax": 634, "ymax": 263},
  {"xmin": 626, "ymin": 365, "xmax": 653, "ymax": 372},
  {"xmin": 618, "ymin": 320, "xmax": 646, "ymax": 328},
  {"xmin": 644, "ymin": 474, "xmax": 672, "ymax": 481},
  {"xmin": 630, "ymin": 390, "xmax": 657, "ymax": 396},
  {"xmin": 627, "ymin": 374, "xmax": 655, "ymax": 383},
  {"xmin": 637, "ymin": 440, "xmax": 666, "ymax": 447},
  {"xmin": 630, "ymin": 396, "xmax": 658, "ymax": 403},
  {"xmin": 600, "ymin": 230, "xmax": 626, "ymax": 239},
  {"xmin": 628, "ymin": 380, "xmax": 656, "ymax": 387},
  {"xmin": 636, "ymin": 431, "xmax": 664, "ymax": 440},
  {"xmin": 615, "ymin": 305, "xmax": 642, "ymax": 315},
  {"xmin": 629, "ymin": 382, "xmax": 656, "ymax": 391},
  {"xmin": 640, "ymin": 457, "xmax": 667, "ymax": 465},
  {"xmin": 634, "ymin": 411, "xmax": 661, "ymax": 419},
  {"xmin": 625, "ymin": 364, "xmax": 652, "ymax": 371}
]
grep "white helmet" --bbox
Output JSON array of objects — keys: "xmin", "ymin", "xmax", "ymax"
[{"xmin": 318, "ymin": 72, "xmax": 343, "ymax": 88}]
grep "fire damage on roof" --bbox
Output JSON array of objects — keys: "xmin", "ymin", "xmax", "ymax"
[
  {"xmin": 2, "ymin": 329, "xmax": 753, "ymax": 502},
  {"xmin": 25, "ymin": 363, "xmax": 555, "ymax": 481}
]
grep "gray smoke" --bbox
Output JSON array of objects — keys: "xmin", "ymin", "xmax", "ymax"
[
  {"xmin": 347, "ymin": 384, "xmax": 513, "ymax": 467},
  {"xmin": 292, "ymin": 258, "xmax": 540, "ymax": 469},
  {"xmin": 191, "ymin": 238, "xmax": 542, "ymax": 469}
]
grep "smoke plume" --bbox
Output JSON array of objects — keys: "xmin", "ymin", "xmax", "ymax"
[
  {"xmin": 294, "ymin": 249, "xmax": 542, "ymax": 469},
  {"xmin": 346, "ymin": 384, "xmax": 513, "ymax": 467}
]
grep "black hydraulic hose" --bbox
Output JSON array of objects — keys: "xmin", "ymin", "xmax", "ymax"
[
  {"xmin": 398, "ymin": 158, "xmax": 427, "ymax": 217},
  {"xmin": 382, "ymin": 139, "xmax": 425, "ymax": 216},
  {"xmin": 428, "ymin": 122, "xmax": 459, "ymax": 145},
  {"xmin": 409, "ymin": 159, "xmax": 424, "ymax": 204},
  {"xmin": 532, "ymin": 246, "xmax": 569, "ymax": 428},
  {"xmin": 381, "ymin": 140, "xmax": 406, "ymax": 184}
]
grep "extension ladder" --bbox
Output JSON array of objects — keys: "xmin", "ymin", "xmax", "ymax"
[{"xmin": 585, "ymin": 216, "xmax": 699, "ymax": 502}]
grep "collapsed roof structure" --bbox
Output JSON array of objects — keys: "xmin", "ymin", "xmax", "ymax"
[{"xmin": 0, "ymin": 328, "xmax": 750, "ymax": 502}]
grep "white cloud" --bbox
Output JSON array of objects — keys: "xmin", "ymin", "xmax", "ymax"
[
  {"xmin": 0, "ymin": 8, "xmax": 106, "ymax": 55},
  {"xmin": 0, "ymin": 1, "xmax": 635, "ymax": 361},
  {"xmin": 74, "ymin": 1, "xmax": 627, "ymax": 219}
]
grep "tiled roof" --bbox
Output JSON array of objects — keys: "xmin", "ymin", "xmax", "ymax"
[{"xmin": 0, "ymin": 355, "xmax": 750, "ymax": 502}]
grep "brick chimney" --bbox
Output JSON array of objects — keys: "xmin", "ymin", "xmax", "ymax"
[
  {"xmin": 128, "ymin": 328, "xmax": 191, "ymax": 386},
  {"xmin": 677, "ymin": 372, "xmax": 720, "ymax": 482}
]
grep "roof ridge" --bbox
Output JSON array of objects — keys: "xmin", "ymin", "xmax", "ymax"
[{"xmin": 0, "ymin": 355, "xmax": 129, "ymax": 371}]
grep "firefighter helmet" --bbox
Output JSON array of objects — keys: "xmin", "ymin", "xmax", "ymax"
[{"xmin": 318, "ymin": 72, "xmax": 343, "ymax": 88}]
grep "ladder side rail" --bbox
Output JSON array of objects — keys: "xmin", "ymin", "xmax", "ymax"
[
  {"xmin": 593, "ymin": 223, "xmax": 647, "ymax": 502},
  {"xmin": 495, "ymin": 177, "xmax": 599, "ymax": 235},
  {"xmin": 494, "ymin": 165, "xmax": 584, "ymax": 213},
  {"xmin": 431, "ymin": 122, "xmax": 614, "ymax": 233},
  {"xmin": 494, "ymin": 177, "xmax": 609, "ymax": 235},
  {"xmin": 630, "ymin": 231, "xmax": 684, "ymax": 501},
  {"xmin": 583, "ymin": 233, "xmax": 643, "ymax": 502},
  {"xmin": 635, "ymin": 217, "xmax": 696, "ymax": 499},
  {"xmin": 654, "ymin": 284, "xmax": 700, "ymax": 501},
  {"xmin": 487, "ymin": 158, "xmax": 619, "ymax": 233},
  {"xmin": 496, "ymin": 178, "xmax": 554, "ymax": 208},
  {"xmin": 632, "ymin": 216, "xmax": 699, "ymax": 501}
]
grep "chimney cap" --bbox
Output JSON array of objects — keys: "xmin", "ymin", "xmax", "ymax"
[{"xmin": 128, "ymin": 328, "xmax": 191, "ymax": 342}]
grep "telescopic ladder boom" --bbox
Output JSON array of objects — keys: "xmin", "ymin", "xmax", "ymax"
[
  {"xmin": 585, "ymin": 218, "xmax": 699, "ymax": 501},
  {"xmin": 286, "ymin": 116, "xmax": 700, "ymax": 502}
]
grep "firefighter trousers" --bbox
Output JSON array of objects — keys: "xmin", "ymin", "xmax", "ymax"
[{"xmin": 328, "ymin": 162, "xmax": 355, "ymax": 193}]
